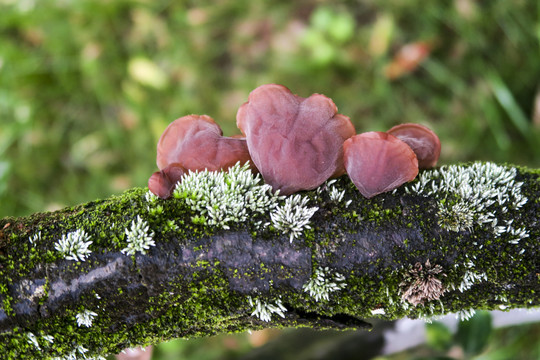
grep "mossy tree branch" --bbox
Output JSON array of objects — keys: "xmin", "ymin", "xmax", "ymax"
[{"xmin": 0, "ymin": 162, "xmax": 538, "ymax": 359}]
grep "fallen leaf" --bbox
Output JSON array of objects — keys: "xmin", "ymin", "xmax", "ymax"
[{"xmin": 384, "ymin": 41, "xmax": 431, "ymax": 80}]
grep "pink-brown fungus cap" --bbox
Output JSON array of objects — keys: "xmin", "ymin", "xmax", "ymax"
[
  {"xmin": 387, "ymin": 123, "xmax": 441, "ymax": 169},
  {"xmin": 148, "ymin": 163, "xmax": 187, "ymax": 199},
  {"xmin": 157, "ymin": 115, "xmax": 254, "ymax": 172},
  {"xmin": 236, "ymin": 84, "xmax": 356, "ymax": 195},
  {"xmin": 344, "ymin": 132, "xmax": 419, "ymax": 198}
]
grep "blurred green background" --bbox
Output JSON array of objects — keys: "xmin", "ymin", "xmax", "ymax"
[
  {"xmin": 1, "ymin": 0, "xmax": 540, "ymax": 218},
  {"xmin": 1, "ymin": 0, "xmax": 539, "ymax": 359}
]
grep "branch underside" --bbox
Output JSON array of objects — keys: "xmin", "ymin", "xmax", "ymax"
[{"xmin": 0, "ymin": 163, "xmax": 538, "ymax": 359}]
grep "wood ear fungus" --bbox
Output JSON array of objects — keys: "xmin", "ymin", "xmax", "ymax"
[
  {"xmin": 344, "ymin": 132, "xmax": 419, "ymax": 198},
  {"xmin": 151, "ymin": 85, "xmax": 442, "ymax": 201},
  {"xmin": 236, "ymin": 84, "xmax": 355, "ymax": 195},
  {"xmin": 387, "ymin": 123, "xmax": 441, "ymax": 169},
  {"xmin": 148, "ymin": 163, "xmax": 187, "ymax": 199},
  {"xmin": 157, "ymin": 115, "xmax": 254, "ymax": 173}
]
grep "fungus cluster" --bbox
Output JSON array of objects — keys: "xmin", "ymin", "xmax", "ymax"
[
  {"xmin": 237, "ymin": 84, "xmax": 356, "ymax": 195},
  {"xmin": 149, "ymin": 84, "xmax": 441, "ymax": 200},
  {"xmin": 343, "ymin": 132, "xmax": 418, "ymax": 198}
]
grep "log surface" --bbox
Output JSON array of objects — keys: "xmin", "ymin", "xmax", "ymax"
[{"xmin": 0, "ymin": 163, "xmax": 538, "ymax": 359}]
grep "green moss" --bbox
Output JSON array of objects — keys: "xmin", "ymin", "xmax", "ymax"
[{"xmin": 1, "ymin": 165, "xmax": 538, "ymax": 358}]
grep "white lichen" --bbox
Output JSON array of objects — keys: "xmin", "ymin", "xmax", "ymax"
[
  {"xmin": 456, "ymin": 308, "xmax": 476, "ymax": 321},
  {"xmin": 75, "ymin": 345, "xmax": 88, "ymax": 357},
  {"xmin": 449, "ymin": 258, "xmax": 487, "ymax": 293},
  {"xmin": 26, "ymin": 332, "xmax": 56, "ymax": 351},
  {"xmin": 54, "ymin": 229, "xmax": 93, "ymax": 262},
  {"xmin": 324, "ymin": 179, "xmax": 345, "ymax": 202},
  {"xmin": 405, "ymin": 162, "xmax": 528, "ymax": 236},
  {"xmin": 457, "ymin": 269, "xmax": 487, "ymax": 293},
  {"xmin": 51, "ymin": 345, "xmax": 106, "ymax": 360},
  {"xmin": 328, "ymin": 185, "xmax": 346, "ymax": 203},
  {"xmin": 76, "ymin": 309, "xmax": 98, "ymax": 327},
  {"xmin": 26, "ymin": 332, "xmax": 40, "ymax": 350},
  {"xmin": 496, "ymin": 220, "xmax": 529, "ymax": 244},
  {"xmin": 28, "ymin": 231, "xmax": 41, "ymax": 245},
  {"xmin": 317, "ymin": 179, "xmax": 350, "ymax": 206},
  {"xmin": 270, "ymin": 194, "xmax": 318, "ymax": 242},
  {"xmin": 121, "ymin": 215, "xmax": 155, "ymax": 256},
  {"xmin": 400, "ymin": 299, "xmax": 411, "ymax": 311},
  {"xmin": 144, "ymin": 190, "xmax": 158, "ymax": 204},
  {"xmin": 122, "ymin": 347, "xmax": 150, "ymax": 356},
  {"xmin": 173, "ymin": 162, "xmax": 282, "ymax": 229},
  {"xmin": 43, "ymin": 334, "xmax": 54, "ymax": 344},
  {"xmin": 302, "ymin": 266, "xmax": 346, "ymax": 302},
  {"xmin": 385, "ymin": 286, "xmax": 396, "ymax": 305},
  {"xmin": 170, "ymin": 162, "xmax": 318, "ymax": 240},
  {"xmin": 371, "ymin": 308, "xmax": 386, "ymax": 315},
  {"xmin": 496, "ymin": 293, "xmax": 510, "ymax": 310},
  {"xmin": 248, "ymin": 296, "xmax": 287, "ymax": 322},
  {"xmin": 417, "ymin": 302, "xmax": 445, "ymax": 323},
  {"xmin": 437, "ymin": 202, "xmax": 475, "ymax": 232}
]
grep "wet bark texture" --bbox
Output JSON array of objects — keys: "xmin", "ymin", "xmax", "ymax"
[{"xmin": 0, "ymin": 165, "xmax": 538, "ymax": 359}]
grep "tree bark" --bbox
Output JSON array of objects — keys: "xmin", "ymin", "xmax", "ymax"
[{"xmin": 0, "ymin": 163, "xmax": 538, "ymax": 359}]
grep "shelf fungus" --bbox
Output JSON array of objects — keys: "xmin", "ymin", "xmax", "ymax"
[
  {"xmin": 157, "ymin": 114, "xmax": 253, "ymax": 173},
  {"xmin": 344, "ymin": 132, "xmax": 419, "ymax": 198},
  {"xmin": 387, "ymin": 123, "xmax": 441, "ymax": 169},
  {"xmin": 150, "ymin": 114, "xmax": 255, "ymax": 198},
  {"xmin": 148, "ymin": 163, "xmax": 187, "ymax": 199},
  {"xmin": 237, "ymin": 84, "xmax": 356, "ymax": 195},
  {"xmin": 149, "ymin": 85, "xmax": 442, "ymax": 201}
]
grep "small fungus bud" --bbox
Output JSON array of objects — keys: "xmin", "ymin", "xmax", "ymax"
[
  {"xmin": 236, "ymin": 84, "xmax": 356, "ymax": 195},
  {"xmin": 344, "ymin": 132, "xmax": 418, "ymax": 198},
  {"xmin": 387, "ymin": 123, "xmax": 441, "ymax": 169},
  {"xmin": 148, "ymin": 163, "xmax": 186, "ymax": 199},
  {"xmin": 157, "ymin": 115, "xmax": 254, "ymax": 172}
]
